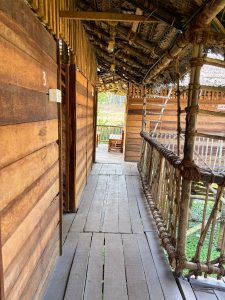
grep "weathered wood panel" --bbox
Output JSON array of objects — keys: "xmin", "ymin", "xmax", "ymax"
[
  {"xmin": 124, "ymin": 92, "xmax": 225, "ymax": 161},
  {"xmin": 72, "ymin": 71, "xmax": 96, "ymax": 210},
  {"xmin": 0, "ymin": 2, "xmax": 59, "ymax": 299},
  {"xmin": 0, "ymin": 119, "xmax": 58, "ymax": 169}
]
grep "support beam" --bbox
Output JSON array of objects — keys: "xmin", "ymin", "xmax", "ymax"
[
  {"xmin": 194, "ymin": 0, "xmax": 225, "ymax": 34},
  {"xmin": 203, "ymin": 57, "xmax": 225, "ymax": 68},
  {"xmin": 84, "ymin": 23, "xmax": 156, "ymax": 64},
  {"xmin": 143, "ymin": 0, "xmax": 225, "ymax": 84},
  {"xmin": 195, "ymin": 0, "xmax": 225, "ymax": 27},
  {"xmin": 126, "ymin": 0, "xmax": 183, "ymax": 30},
  {"xmin": 59, "ymin": 11, "xmax": 158, "ymax": 22}
]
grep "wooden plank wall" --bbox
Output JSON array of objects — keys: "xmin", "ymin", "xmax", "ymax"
[
  {"xmin": 124, "ymin": 90, "xmax": 225, "ymax": 161},
  {"xmin": 0, "ymin": 1, "xmax": 59, "ymax": 299},
  {"xmin": 73, "ymin": 71, "xmax": 95, "ymax": 210},
  {"xmin": 124, "ymin": 97, "xmax": 143, "ymax": 162}
]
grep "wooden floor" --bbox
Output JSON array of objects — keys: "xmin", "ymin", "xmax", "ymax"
[
  {"xmin": 43, "ymin": 163, "xmax": 183, "ymax": 300},
  {"xmin": 43, "ymin": 163, "xmax": 225, "ymax": 300},
  {"xmin": 96, "ymin": 144, "xmax": 126, "ymax": 164}
]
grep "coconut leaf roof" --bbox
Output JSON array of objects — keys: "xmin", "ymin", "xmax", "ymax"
[{"xmin": 75, "ymin": 0, "xmax": 225, "ymax": 91}]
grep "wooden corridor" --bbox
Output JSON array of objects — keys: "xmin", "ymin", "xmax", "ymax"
[{"xmin": 43, "ymin": 162, "xmax": 184, "ymax": 300}]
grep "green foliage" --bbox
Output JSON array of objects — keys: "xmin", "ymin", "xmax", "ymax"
[
  {"xmin": 186, "ymin": 201, "xmax": 220, "ymax": 263},
  {"xmin": 97, "ymin": 92, "xmax": 126, "ymax": 126}
]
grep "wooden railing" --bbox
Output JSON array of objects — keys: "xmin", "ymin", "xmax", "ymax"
[
  {"xmin": 149, "ymin": 132, "xmax": 225, "ymax": 172},
  {"xmin": 96, "ymin": 125, "xmax": 123, "ymax": 143},
  {"xmin": 139, "ymin": 131, "xmax": 225, "ymax": 278}
]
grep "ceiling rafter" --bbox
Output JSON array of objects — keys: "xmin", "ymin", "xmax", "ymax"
[
  {"xmin": 97, "ymin": 56, "xmax": 142, "ymax": 84},
  {"xmin": 84, "ymin": 23, "xmax": 156, "ymax": 64},
  {"xmin": 86, "ymin": 32, "xmax": 151, "ymax": 70},
  {"xmin": 93, "ymin": 44, "xmax": 147, "ymax": 76},
  {"xmin": 125, "ymin": 0, "xmax": 183, "ymax": 30},
  {"xmin": 59, "ymin": 11, "xmax": 158, "ymax": 22}
]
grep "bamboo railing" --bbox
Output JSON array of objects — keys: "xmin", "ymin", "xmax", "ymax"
[
  {"xmin": 149, "ymin": 132, "xmax": 225, "ymax": 172},
  {"xmin": 139, "ymin": 131, "xmax": 225, "ymax": 278},
  {"xmin": 96, "ymin": 125, "xmax": 123, "ymax": 143}
]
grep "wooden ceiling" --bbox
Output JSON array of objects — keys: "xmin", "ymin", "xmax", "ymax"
[{"xmin": 60, "ymin": 0, "xmax": 225, "ymax": 91}]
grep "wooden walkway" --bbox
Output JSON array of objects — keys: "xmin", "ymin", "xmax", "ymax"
[{"xmin": 43, "ymin": 163, "xmax": 225, "ymax": 300}]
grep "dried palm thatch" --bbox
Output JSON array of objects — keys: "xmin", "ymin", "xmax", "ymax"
[{"xmin": 73, "ymin": 0, "xmax": 225, "ymax": 91}]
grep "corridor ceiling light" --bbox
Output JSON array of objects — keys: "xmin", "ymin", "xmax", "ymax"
[
  {"xmin": 110, "ymin": 63, "xmax": 115, "ymax": 72},
  {"xmin": 107, "ymin": 39, "xmax": 115, "ymax": 53}
]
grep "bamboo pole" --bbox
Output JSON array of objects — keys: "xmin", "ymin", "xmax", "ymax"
[
  {"xmin": 176, "ymin": 42, "xmax": 203, "ymax": 273},
  {"xmin": 176, "ymin": 59, "xmax": 181, "ymax": 156}
]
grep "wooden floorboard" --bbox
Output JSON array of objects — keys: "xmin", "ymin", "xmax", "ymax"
[
  {"xmin": 70, "ymin": 175, "xmax": 98, "ymax": 232},
  {"xmin": 122, "ymin": 234, "xmax": 150, "ymax": 300},
  {"xmin": 43, "ymin": 231, "xmax": 79, "ymax": 300},
  {"xmin": 136, "ymin": 234, "xmax": 165, "ymax": 300},
  {"xmin": 83, "ymin": 233, "xmax": 104, "ymax": 300},
  {"xmin": 177, "ymin": 278, "xmax": 197, "ymax": 300},
  {"xmin": 146, "ymin": 231, "xmax": 183, "ymax": 300},
  {"xmin": 193, "ymin": 289, "xmax": 218, "ymax": 300},
  {"xmin": 214, "ymin": 289, "xmax": 225, "ymax": 300},
  {"xmin": 126, "ymin": 175, "xmax": 144, "ymax": 233},
  {"xmin": 104, "ymin": 234, "xmax": 128, "ymax": 300},
  {"xmin": 64, "ymin": 233, "xmax": 92, "ymax": 300},
  {"xmin": 44, "ymin": 161, "xmax": 220, "ymax": 300},
  {"xmin": 85, "ymin": 175, "xmax": 109, "ymax": 232},
  {"xmin": 62, "ymin": 213, "xmax": 76, "ymax": 243}
]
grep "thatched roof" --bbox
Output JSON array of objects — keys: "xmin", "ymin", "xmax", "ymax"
[{"xmin": 75, "ymin": 0, "xmax": 225, "ymax": 91}]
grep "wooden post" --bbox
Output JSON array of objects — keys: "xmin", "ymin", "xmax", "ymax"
[
  {"xmin": 176, "ymin": 41, "xmax": 203, "ymax": 273},
  {"xmin": 0, "ymin": 216, "xmax": 5, "ymax": 300},
  {"xmin": 56, "ymin": 40, "xmax": 63, "ymax": 256},
  {"xmin": 69, "ymin": 54, "xmax": 77, "ymax": 212},
  {"xmin": 93, "ymin": 89, "xmax": 98, "ymax": 163}
]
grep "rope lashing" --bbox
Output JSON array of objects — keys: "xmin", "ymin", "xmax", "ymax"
[
  {"xmin": 189, "ymin": 57, "xmax": 205, "ymax": 67},
  {"xmin": 179, "ymin": 158, "xmax": 201, "ymax": 181},
  {"xmin": 185, "ymin": 105, "xmax": 199, "ymax": 125}
]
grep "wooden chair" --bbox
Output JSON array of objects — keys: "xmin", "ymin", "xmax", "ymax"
[{"xmin": 108, "ymin": 131, "xmax": 124, "ymax": 153}]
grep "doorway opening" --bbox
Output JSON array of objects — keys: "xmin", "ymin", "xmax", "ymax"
[{"xmin": 96, "ymin": 92, "xmax": 127, "ymax": 163}]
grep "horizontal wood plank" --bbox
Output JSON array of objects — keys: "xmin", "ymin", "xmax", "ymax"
[
  {"xmin": 0, "ymin": 119, "xmax": 58, "ymax": 169},
  {"xmin": 0, "ymin": 142, "xmax": 58, "ymax": 211},
  {"xmin": 0, "ymin": 82, "xmax": 57, "ymax": 125}
]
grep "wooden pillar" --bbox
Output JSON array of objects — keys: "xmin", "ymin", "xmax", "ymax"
[
  {"xmin": 56, "ymin": 40, "xmax": 63, "ymax": 256},
  {"xmin": 69, "ymin": 53, "xmax": 77, "ymax": 212},
  {"xmin": 0, "ymin": 216, "xmax": 5, "ymax": 300},
  {"xmin": 176, "ymin": 41, "xmax": 203, "ymax": 273},
  {"xmin": 93, "ymin": 90, "xmax": 98, "ymax": 163}
]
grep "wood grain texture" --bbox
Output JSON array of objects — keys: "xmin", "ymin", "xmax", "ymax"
[
  {"xmin": 1, "ymin": 161, "xmax": 59, "ymax": 245},
  {"xmin": 104, "ymin": 234, "xmax": 128, "ymax": 300},
  {"xmin": 4, "ymin": 196, "xmax": 59, "ymax": 299},
  {"xmin": 0, "ymin": 1, "xmax": 56, "ymax": 61},
  {"xmin": 0, "ymin": 3, "xmax": 59, "ymax": 299},
  {"xmin": 84, "ymin": 233, "xmax": 104, "ymax": 300},
  {"xmin": 2, "ymin": 179, "xmax": 59, "ymax": 272},
  {"xmin": 0, "ymin": 82, "xmax": 57, "ymax": 126},
  {"xmin": 20, "ymin": 228, "xmax": 59, "ymax": 300},
  {"xmin": 124, "ymin": 93, "xmax": 225, "ymax": 161},
  {"xmin": 0, "ymin": 119, "xmax": 58, "ymax": 169},
  {"xmin": 43, "ymin": 231, "xmax": 79, "ymax": 300},
  {"xmin": 64, "ymin": 233, "xmax": 92, "ymax": 300},
  {"xmin": 0, "ymin": 36, "xmax": 56, "ymax": 93},
  {"xmin": 0, "ymin": 216, "xmax": 5, "ymax": 300},
  {"xmin": 0, "ymin": 142, "xmax": 58, "ymax": 211}
]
